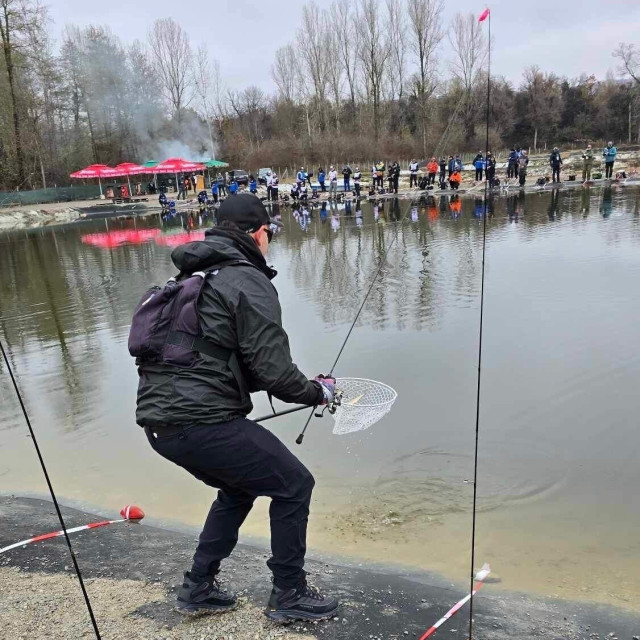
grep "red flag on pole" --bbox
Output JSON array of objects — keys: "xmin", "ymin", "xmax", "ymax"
[{"xmin": 479, "ymin": 8, "xmax": 490, "ymax": 21}]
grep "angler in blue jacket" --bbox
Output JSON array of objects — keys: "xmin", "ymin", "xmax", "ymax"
[
  {"xmin": 317, "ymin": 168, "xmax": 326, "ymax": 192},
  {"xmin": 602, "ymin": 142, "xmax": 617, "ymax": 179},
  {"xmin": 249, "ymin": 175, "xmax": 258, "ymax": 194},
  {"xmin": 296, "ymin": 167, "xmax": 307, "ymax": 186},
  {"xmin": 474, "ymin": 153, "xmax": 484, "ymax": 181}
]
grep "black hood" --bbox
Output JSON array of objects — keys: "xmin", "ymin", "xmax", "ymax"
[{"xmin": 171, "ymin": 227, "xmax": 277, "ymax": 280}]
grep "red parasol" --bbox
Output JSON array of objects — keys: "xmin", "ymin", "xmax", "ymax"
[
  {"xmin": 112, "ymin": 162, "xmax": 148, "ymax": 176},
  {"xmin": 112, "ymin": 163, "xmax": 148, "ymax": 197},
  {"xmin": 153, "ymin": 158, "xmax": 206, "ymax": 173},
  {"xmin": 152, "ymin": 157, "xmax": 206, "ymax": 195},
  {"xmin": 70, "ymin": 164, "xmax": 119, "ymax": 196}
]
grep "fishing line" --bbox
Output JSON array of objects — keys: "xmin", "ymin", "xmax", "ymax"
[
  {"xmin": 0, "ymin": 339, "xmax": 102, "ymax": 639},
  {"xmin": 296, "ymin": 199, "xmax": 411, "ymax": 444},
  {"xmin": 468, "ymin": 10, "xmax": 492, "ymax": 640}
]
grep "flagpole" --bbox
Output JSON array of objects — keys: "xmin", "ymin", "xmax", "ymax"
[{"xmin": 469, "ymin": 8, "xmax": 491, "ymax": 640}]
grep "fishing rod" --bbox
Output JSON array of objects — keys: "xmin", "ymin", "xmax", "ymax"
[
  {"xmin": 295, "ymin": 199, "xmax": 412, "ymax": 445},
  {"xmin": 468, "ymin": 8, "xmax": 491, "ymax": 640},
  {"xmin": 0, "ymin": 339, "xmax": 102, "ymax": 639}
]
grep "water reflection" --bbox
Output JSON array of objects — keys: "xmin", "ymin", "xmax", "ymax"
[{"xmin": 1, "ymin": 188, "xmax": 640, "ymax": 611}]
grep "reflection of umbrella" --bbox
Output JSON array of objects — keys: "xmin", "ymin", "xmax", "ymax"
[
  {"xmin": 113, "ymin": 163, "xmax": 147, "ymax": 197},
  {"xmin": 154, "ymin": 158, "xmax": 207, "ymax": 193},
  {"xmin": 70, "ymin": 164, "xmax": 119, "ymax": 196},
  {"xmin": 155, "ymin": 231, "xmax": 206, "ymax": 247},
  {"xmin": 81, "ymin": 229, "xmax": 161, "ymax": 248}
]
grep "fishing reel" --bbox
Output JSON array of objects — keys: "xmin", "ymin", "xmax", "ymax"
[{"xmin": 314, "ymin": 388, "xmax": 343, "ymax": 418}]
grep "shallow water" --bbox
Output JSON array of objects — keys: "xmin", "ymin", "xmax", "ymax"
[{"xmin": 1, "ymin": 187, "xmax": 639, "ymax": 611}]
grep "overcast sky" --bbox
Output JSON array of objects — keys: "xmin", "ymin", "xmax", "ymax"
[{"xmin": 47, "ymin": 0, "xmax": 639, "ymax": 93}]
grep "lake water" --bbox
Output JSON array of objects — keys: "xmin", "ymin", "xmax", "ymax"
[{"xmin": 1, "ymin": 187, "xmax": 639, "ymax": 612}]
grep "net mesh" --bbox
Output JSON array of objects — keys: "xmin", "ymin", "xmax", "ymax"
[{"xmin": 331, "ymin": 378, "xmax": 397, "ymax": 435}]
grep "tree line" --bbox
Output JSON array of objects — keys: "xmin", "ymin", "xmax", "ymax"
[{"xmin": 0, "ymin": 0, "xmax": 639, "ymax": 191}]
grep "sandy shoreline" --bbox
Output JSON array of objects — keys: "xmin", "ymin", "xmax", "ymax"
[{"xmin": 1, "ymin": 496, "xmax": 638, "ymax": 640}]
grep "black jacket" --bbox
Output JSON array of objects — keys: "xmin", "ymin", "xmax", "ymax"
[{"xmin": 135, "ymin": 227, "xmax": 323, "ymax": 427}]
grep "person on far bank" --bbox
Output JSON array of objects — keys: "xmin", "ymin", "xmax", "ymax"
[
  {"xmin": 550, "ymin": 147, "xmax": 563, "ymax": 183},
  {"xmin": 328, "ymin": 165, "xmax": 338, "ymax": 198},
  {"xmin": 177, "ymin": 176, "xmax": 187, "ymax": 200},
  {"xmin": 391, "ymin": 161, "xmax": 400, "ymax": 194},
  {"xmin": 228, "ymin": 179, "xmax": 239, "ymax": 195},
  {"xmin": 210, "ymin": 180, "xmax": 219, "ymax": 203},
  {"xmin": 518, "ymin": 150, "xmax": 529, "ymax": 187},
  {"xmin": 409, "ymin": 159, "xmax": 419, "ymax": 188},
  {"xmin": 133, "ymin": 194, "xmax": 339, "ymax": 623},
  {"xmin": 353, "ymin": 167, "xmax": 362, "ymax": 197},
  {"xmin": 217, "ymin": 173, "xmax": 227, "ymax": 197},
  {"xmin": 426, "ymin": 158, "xmax": 438, "ymax": 186},
  {"xmin": 473, "ymin": 153, "xmax": 484, "ymax": 182},
  {"xmin": 317, "ymin": 168, "xmax": 326, "ymax": 192},
  {"xmin": 439, "ymin": 157, "xmax": 447, "ymax": 184},
  {"xmin": 582, "ymin": 145, "xmax": 594, "ymax": 183},
  {"xmin": 296, "ymin": 167, "xmax": 307, "ymax": 187},
  {"xmin": 267, "ymin": 171, "xmax": 279, "ymax": 201},
  {"xmin": 602, "ymin": 141, "xmax": 617, "ymax": 179},
  {"xmin": 249, "ymin": 175, "xmax": 258, "ymax": 194},
  {"xmin": 485, "ymin": 151, "xmax": 496, "ymax": 187},
  {"xmin": 507, "ymin": 149, "xmax": 518, "ymax": 179},
  {"xmin": 449, "ymin": 169, "xmax": 462, "ymax": 190},
  {"xmin": 342, "ymin": 164, "xmax": 352, "ymax": 192}
]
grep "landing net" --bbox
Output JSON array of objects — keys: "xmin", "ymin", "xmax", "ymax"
[{"xmin": 331, "ymin": 378, "xmax": 397, "ymax": 435}]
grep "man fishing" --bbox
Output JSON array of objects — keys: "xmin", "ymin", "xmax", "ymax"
[
  {"xmin": 582, "ymin": 144, "xmax": 594, "ymax": 183},
  {"xmin": 602, "ymin": 141, "xmax": 617, "ymax": 179},
  {"xmin": 133, "ymin": 194, "xmax": 339, "ymax": 623},
  {"xmin": 550, "ymin": 147, "xmax": 563, "ymax": 183}
]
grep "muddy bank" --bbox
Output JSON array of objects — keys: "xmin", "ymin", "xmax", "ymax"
[{"xmin": 1, "ymin": 497, "xmax": 638, "ymax": 639}]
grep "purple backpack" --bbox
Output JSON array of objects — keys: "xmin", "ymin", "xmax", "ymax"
[{"xmin": 128, "ymin": 260, "xmax": 251, "ymax": 392}]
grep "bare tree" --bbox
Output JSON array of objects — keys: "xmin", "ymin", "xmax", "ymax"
[
  {"xmin": 272, "ymin": 44, "xmax": 298, "ymax": 104},
  {"xmin": 194, "ymin": 44, "xmax": 217, "ymax": 158},
  {"xmin": 326, "ymin": 29, "xmax": 344, "ymax": 132},
  {"xmin": 408, "ymin": 0, "xmax": 444, "ymax": 155},
  {"xmin": 356, "ymin": 0, "xmax": 389, "ymax": 139},
  {"xmin": 386, "ymin": 0, "xmax": 407, "ymax": 102},
  {"xmin": 330, "ymin": 2, "xmax": 359, "ymax": 117},
  {"xmin": 522, "ymin": 65, "xmax": 561, "ymax": 150},
  {"xmin": 449, "ymin": 12, "xmax": 487, "ymax": 143},
  {"xmin": 0, "ymin": 0, "xmax": 46, "ymax": 184},
  {"xmin": 299, "ymin": 3, "xmax": 330, "ymax": 132},
  {"xmin": 228, "ymin": 86, "xmax": 267, "ymax": 149},
  {"xmin": 148, "ymin": 18, "xmax": 193, "ymax": 122},
  {"xmin": 613, "ymin": 43, "xmax": 640, "ymax": 86}
]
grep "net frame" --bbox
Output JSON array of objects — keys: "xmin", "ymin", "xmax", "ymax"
[{"xmin": 331, "ymin": 378, "xmax": 397, "ymax": 435}]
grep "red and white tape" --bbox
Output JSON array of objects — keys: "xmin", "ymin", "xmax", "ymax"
[
  {"xmin": 0, "ymin": 505, "xmax": 144, "ymax": 555},
  {"xmin": 419, "ymin": 564, "xmax": 491, "ymax": 640}
]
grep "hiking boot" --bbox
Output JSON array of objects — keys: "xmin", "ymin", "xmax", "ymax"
[
  {"xmin": 264, "ymin": 581, "xmax": 339, "ymax": 623},
  {"xmin": 176, "ymin": 571, "xmax": 237, "ymax": 616}
]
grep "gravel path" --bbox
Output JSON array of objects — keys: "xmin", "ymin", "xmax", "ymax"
[{"xmin": 0, "ymin": 566, "xmax": 315, "ymax": 640}]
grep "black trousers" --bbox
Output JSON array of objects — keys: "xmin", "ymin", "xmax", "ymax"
[
  {"xmin": 552, "ymin": 166, "xmax": 561, "ymax": 182},
  {"xmin": 392, "ymin": 177, "xmax": 399, "ymax": 193},
  {"xmin": 605, "ymin": 162, "xmax": 614, "ymax": 178},
  {"xmin": 409, "ymin": 173, "xmax": 418, "ymax": 187},
  {"xmin": 475, "ymin": 168, "xmax": 483, "ymax": 181},
  {"xmin": 439, "ymin": 169, "xmax": 446, "ymax": 183},
  {"xmin": 354, "ymin": 182, "xmax": 361, "ymax": 196},
  {"xmin": 145, "ymin": 419, "xmax": 314, "ymax": 589}
]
